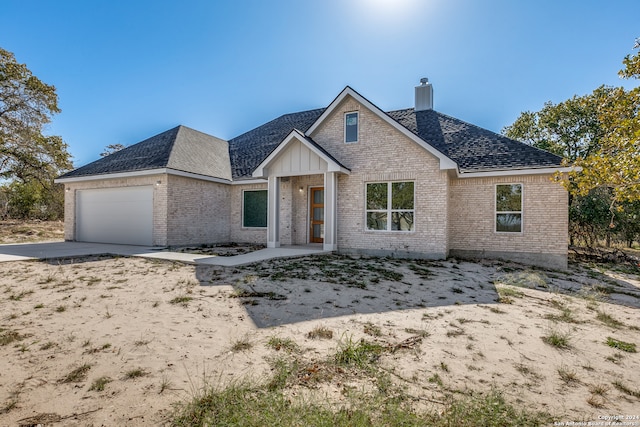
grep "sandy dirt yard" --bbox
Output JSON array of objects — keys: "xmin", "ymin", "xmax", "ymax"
[{"xmin": 0, "ymin": 253, "xmax": 639, "ymax": 426}]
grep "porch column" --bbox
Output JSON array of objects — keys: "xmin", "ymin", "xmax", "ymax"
[
  {"xmin": 323, "ymin": 172, "xmax": 338, "ymax": 251},
  {"xmin": 267, "ymin": 176, "xmax": 280, "ymax": 248}
]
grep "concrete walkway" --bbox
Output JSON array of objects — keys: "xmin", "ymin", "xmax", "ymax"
[{"xmin": 0, "ymin": 241, "xmax": 329, "ymax": 266}]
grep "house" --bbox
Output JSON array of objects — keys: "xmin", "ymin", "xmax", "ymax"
[{"xmin": 56, "ymin": 80, "xmax": 570, "ymax": 268}]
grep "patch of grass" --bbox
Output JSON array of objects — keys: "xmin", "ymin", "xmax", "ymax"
[
  {"xmin": 0, "ymin": 330, "xmax": 30, "ymax": 346},
  {"xmin": 557, "ymin": 364, "xmax": 579, "ymax": 384},
  {"xmin": 497, "ymin": 271, "xmax": 548, "ymax": 288},
  {"xmin": 544, "ymin": 307, "xmax": 578, "ymax": 324},
  {"xmin": 8, "ymin": 290, "xmax": 34, "ymax": 301},
  {"xmin": 55, "ymin": 305, "xmax": 66, "ymax": 313},
  {"xmin": 596, "ymin": 310, "xmax": 624, "ymax": 328},
  {"xmin": 169, "ymin": 295, "xmax": 193, "ymax": 306},
  {"xmin": 231, "ymin": 337, "xmax": 253, "ymax": 352},
  {"xmin": 514, "ymin": 363, "xmax": 543, "ymax": 382},
  {"xmin": 266, "ymin": 336, "xmax": 299, "ymax": 353},
  {"xmin": 88, "ymin": 376, "xmax": 112, "ymax": 391},
  {"xmin": 446, "ymin": 328, "xmax": 465, "ymax": 338},
  {"xmin": 612, "ymin": 380, "xmax": 640, "ymax": 398},
  {"xmin": 497, "ymin": 286, "xmax": 524, "ymax": 299},
  {"xmin": 83, "ymin": 343, "xmax": 112, "ymax": 354},
  {"xmin": 60, "ymin": 364, "xmax": 92, "ymax": 383},
  {"xmin": 363, "ymin": 322, "xmax": 382, "ymax": 337},
  {"xmin": 124, "ymin": 368, "xmax": 149, "ymax": 380},
  {"xmin": 606, "ymin": 337, "xmax": 636, "ymax": 353},
  {"xmin": 542, "ymin": 329, "xmax": 571, "ymax": 349},
  {"xmin": 39, "ymin": 341, "xmax": 57, "ymax": 350},
  {"xmin": 307, "ymin": 326, "xmax": 333, "ymax": 340},
  {"xmin": 34, "ymin": 303, "xmax": 44, "ymax": 309},
  {"xmin": 586, "ymin": 395, "xmax": 606, "ymax": 408},
  {"xmin": 428, "ymin": 373, "xmax": 443, "ymax": 387},
  {"xmin": 404, "ymin": 328, "xmax": 430, "ymax": 338},
  {"xmin": 334, "ymin": 335, "xmax": 384, "ymax": 368},
  {"xmin": 589, "ymin": 383, "xmax": 609, "ymax": 396}
]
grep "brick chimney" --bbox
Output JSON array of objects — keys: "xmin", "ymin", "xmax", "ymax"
[{"xmin": 415, "ymin": 77, "xmax": 433, "ymax": 111}]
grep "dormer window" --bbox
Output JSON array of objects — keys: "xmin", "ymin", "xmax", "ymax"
[{"xmin": 345, "ymin": 112, "xmax": 358, "ymax": 143}]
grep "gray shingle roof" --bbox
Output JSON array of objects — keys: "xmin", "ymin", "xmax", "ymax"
[
  {"xmin": 228, "ymin": 108, "xmax": 326, "ymax": 180},
  {"xmin": 387, "ymin": 108, "xmax": 563, "ymax": 172},
  {"xmin": 59, "ymin": 126, "xmax": 231, "ymax": 181},
  {"xmin": 61, "ymin": 96, "xmax": 563, "ymax": 182}
]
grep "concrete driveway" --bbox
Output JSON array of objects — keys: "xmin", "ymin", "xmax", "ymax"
[
  {"xmin": 0, "ymin": 241, "xmax": 159, "ymax": 262},
  {"xmin": 0, "ymin": 241, "xmax": 329, "ymax": 266}
]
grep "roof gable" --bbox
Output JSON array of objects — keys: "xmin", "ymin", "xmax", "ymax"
[
  {"xmin": 228, "ymin": 109, "xmax": 325, "ymax": 180},
  {"xmin": 252, "ymin": 129, "xmax": 350, "ymax": 178},
  {"xmin": 305, "ymin": 86, "xmax": 457, "ymax": 171},
  {"xmin": 58, "ymin": 126, "xmax": 231, "ymax": 181}
]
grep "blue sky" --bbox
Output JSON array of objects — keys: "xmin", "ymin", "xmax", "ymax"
[{"xmin": 2, "ymin": 0, "xmax": 638, "ymax": 167}]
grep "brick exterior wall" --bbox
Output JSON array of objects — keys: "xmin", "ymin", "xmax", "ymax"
[
  {"xmin": 448, "ymin": 174, "xmax": 568, "ymax": 268},
  {"xmin": 62, "ymin": 174, "xmax": 168, "ymax": 245},
  {"xmin": 165, "ymin": 175, "xmax": 231, "ymax": 246},
  {"xmin": 309, "ymin": 98, "xmax": 449, "ymax": 258},
  {"xmin": 62, "ymin": 95, "xmax": 569, "ymax": 268}
]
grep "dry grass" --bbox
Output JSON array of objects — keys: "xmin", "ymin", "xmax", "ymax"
[{"xmin": 0, "ymin": 220, "xmax": 64, "ymax": 244}]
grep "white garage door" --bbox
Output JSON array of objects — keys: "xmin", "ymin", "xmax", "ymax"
[{"xmin": 76, "ymin": 186, "xmax": 153, "ymax": 246}]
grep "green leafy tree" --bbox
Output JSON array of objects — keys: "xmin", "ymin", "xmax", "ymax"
[
  {"xmin": 502, "ymin": 91, "xmax": 606, "ymax": 162},
  {"xmin": 0, "ymin": 47, "xmax": 72, "ymax": 219},
  {"xmin": 504, "ymin": 40, "xmax": 640, "ymax": 247}
]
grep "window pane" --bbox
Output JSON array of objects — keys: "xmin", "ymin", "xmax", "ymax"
[
  {"xmin": 496, "ymin": 213, "xmax": 522, "ymax": 232},
  {"xmin": 313, "ymin": 189, "xmax": 324, "ymax": 204},
  {"xmin": 496, "ymin": 184, "xmax": 522, "ymax": 212},
  {"xmin": 313, "ymin": 207, "xmax": 324, "ymax": 221},
  {"xmin": 392, "ymin": 182, "xmax": 414, "ymax": 209},
  {"xmin": 391, "ymin": 212, "xmax": 414, "ymax": 231},
  {"xmin": 367, "ymin": 212, "xmax": 387, "ymax": 230},
  {"xmin": 243, "ymin": 190, "xmax": 267, "ymax": 227},
  {"xmin": 345, "ymin": 112, "xmax": 358, "ymax": 143},
  {"xmin": 313, "ymin": 224, "xmax": 324, "ymax": 239},
  {"xmin": 367, "ymin": 183, "xmax": 387, "ymax": 210}
]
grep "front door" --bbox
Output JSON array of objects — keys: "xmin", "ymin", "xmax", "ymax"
[{"xmin": 310, "ymin": 187, "xmax": 324, "ymax": 243}]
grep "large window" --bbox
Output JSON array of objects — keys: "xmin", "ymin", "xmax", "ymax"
[
  {"xmin": 496, "ymin": 184, "xmax": 522, "ymax": 233},
  {"xmin": 243, "ymin": 190, "xmax": 267, "ymax": 228},
  {"xmin": 366, "ymin": 181, "xmax": 414, "ymax": 231},
  {"xmin": 345, "ymin": 112, "xmax": 358, "ymax": 143}
]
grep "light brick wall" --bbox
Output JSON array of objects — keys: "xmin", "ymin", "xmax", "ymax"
[
  {"xmin": 62, "ymin": 174, "xmax": 168, "ymax": 245},
  {"xmin": 448, "ymin": 174, "xmax": 568, "ymax": 268},
  {"xmin": 229, "ymin": 182, "xmax": 268, "ymax": 244},
  {"xmin": 310, "ymin": 98, "xmax": 449, "ymax": 258},
  {"xmin": 165, "ymin": 175, "xmax": 231, "ymax": 246}
]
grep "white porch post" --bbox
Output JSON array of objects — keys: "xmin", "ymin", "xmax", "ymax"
[
  {"xmin": 323, "ymin": 172, "xmax": 338, "ymax": 251},
  {"xmin": 267, "ymin": 176, "xmax": 280, "ymax": 248}
]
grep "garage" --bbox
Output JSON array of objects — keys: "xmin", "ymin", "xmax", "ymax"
[{"xmin": 76, "ymin": 186, "xmax": 153, "ymax": 246}]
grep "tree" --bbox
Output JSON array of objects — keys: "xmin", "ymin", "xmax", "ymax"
[
  {"xmin": 502, "ymin": 91, "xmax": 606, "ymax": 162},
  {"xmin": 570, "ymin": 50, "xmax": 640, "ymax": 206},
  {"xmin": 100, "ymin": 143, "xmax": 125, "ymax": 157},
  {"xmin": 504, "ymin": 40, "xmax": 640, "ymax": 247},
  {"xmin": 0, "ymin": 47, "xmax": 72, "ymax": 219}
]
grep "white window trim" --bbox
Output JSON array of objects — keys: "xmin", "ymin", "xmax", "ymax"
[
  {"xmin": 344, "ymin": 111, "xmax": 359, "ymax": 144},
  {"xmin": 242, "ymin": 189, "xmax": 268, "ymax": 229},
  {"xmin": 365, "ymin": 181, "xmax": 415, "ymax": 233},
  {"xmin": 495, "ymin": 183, "xmax": 523, "ymax": 234}
]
